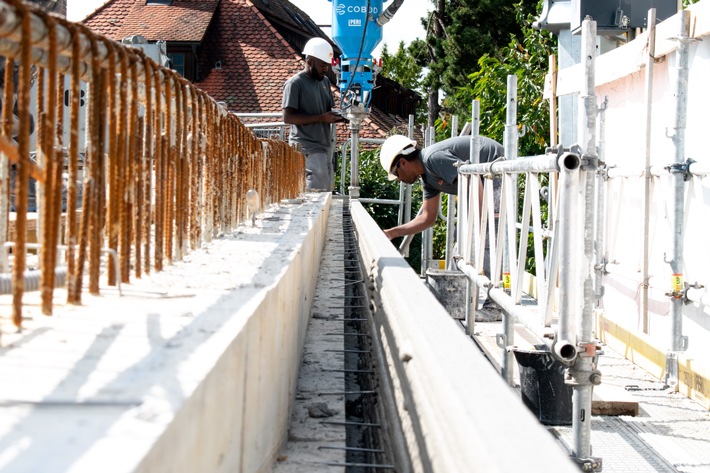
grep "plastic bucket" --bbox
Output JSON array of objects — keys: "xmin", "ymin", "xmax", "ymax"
[{"xmin": 512, "ymin": 347, "xmax": 573, "ymax": 426}]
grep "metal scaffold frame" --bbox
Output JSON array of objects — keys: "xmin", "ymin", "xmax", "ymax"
[{"xmin": 453, "ymin": 19, "xmax": 604, "ymax": 471}]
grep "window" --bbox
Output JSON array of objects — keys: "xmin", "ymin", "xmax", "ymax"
[
  {"xmin": 145, "ymin": 0, "xmax": 172, "ymax": 5},
  {"xmin": 168, "ymin": 52, "xmax": 185, "ymax": 77}
]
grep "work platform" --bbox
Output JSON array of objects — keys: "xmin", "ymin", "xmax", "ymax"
[{"xmin": 470, "ymin": 310, "xmax": 710, "ymax": 472}]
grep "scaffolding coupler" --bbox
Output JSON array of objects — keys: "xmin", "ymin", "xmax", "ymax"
[{"xmin": 666, "ymin": 157, "xmax": 696, "ymax": 181}]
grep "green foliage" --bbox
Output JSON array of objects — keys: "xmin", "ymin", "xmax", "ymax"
[
  {"xmin": 449, "ymin": 4, "xmax": 555, "ymax": 156},
  {"xmin": 381, "ymin": 42, "xmax": 424, "ymax": 93},
  {"xmin": 437, "ymin": 0, "xmax": 538, "ymax": 95}
]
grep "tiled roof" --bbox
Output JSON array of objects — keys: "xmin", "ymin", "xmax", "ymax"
[
  {"xmin": 250, "ymin": 0, "xmax": 323, "ymax": 39},
  {"xmin": 83, "ymin": 0, "xmax": 419, "ymax": 143},
  {"xmin": 83, "ymin": 0, "xmax": 134, "ymax": 38},
  {"xmin": 116, "ymin": 2, "xmax": 218, "ymax": 42},
  {"xmin": 197, "ymin": 0, "xmax": 302, "ymax": 114},
  {"xmin": 84, "ymin": 0, "xmax": 217, "ymax": 41}
]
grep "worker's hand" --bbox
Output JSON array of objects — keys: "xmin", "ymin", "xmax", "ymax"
[
  {"xmin": 384, "ymin": 228, "xmax": 398, "ymax": 240},
  {"xmin": 323, "ymin": 111, "xmax": 347, "ymax": 124}
]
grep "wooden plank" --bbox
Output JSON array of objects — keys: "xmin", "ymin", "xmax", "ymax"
[{"xmin": 592, "ymin": 383, "xmax": 639, "ymax": 416}]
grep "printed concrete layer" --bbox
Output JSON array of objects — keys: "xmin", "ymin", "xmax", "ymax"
[
  {"xmin": 0, "ymin": 193, "xmax": 331, "ymax": 473},
  {"xmin": 350, "ymin": 201, "xmax": 580, "ymax": 473},
  {"xmin": 273, "ymin": 198, "xmax": 346, "ymax": 472}
]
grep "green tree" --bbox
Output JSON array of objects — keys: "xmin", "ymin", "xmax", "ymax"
[
  {"xmin": 440, "ymin": 1, "xmax": 538, "ymax": 96},
  {"xmin": 380, "ymin": 42, "xmax": 424, "ymax": 93},
  {"xmin": 460, "ymin": 4, "xmax": 555, "ymax": 156}
]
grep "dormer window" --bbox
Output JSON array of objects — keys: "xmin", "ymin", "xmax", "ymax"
[{"xmin": 146, "ymin": 0, "xmax": 172, "ymax": 5}]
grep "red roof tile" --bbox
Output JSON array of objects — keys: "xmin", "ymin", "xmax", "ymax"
[
  {"xmin": 84, "ymin": 0, "xmax": 217, "ymax": 42},
  {"xmin": 115, "ymin": 2, "xmax": 218, "ymax": 42}
]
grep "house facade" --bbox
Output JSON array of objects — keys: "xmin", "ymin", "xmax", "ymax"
[{"xmin": 82, "ymin": 0, "xmax": 420, "ymax": 144}]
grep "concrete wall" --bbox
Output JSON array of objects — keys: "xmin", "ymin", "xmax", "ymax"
[
  {"xmin": 350, "ymin": 201, "xmax": 579, "ymax": 473},
  {"xmin": 0, "ymin": 194, "xmax": 330, "ymax": 473}
]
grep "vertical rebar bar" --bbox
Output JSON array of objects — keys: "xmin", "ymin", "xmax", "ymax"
[
  {"xmin": 125, "ymin": 55, "xmax": 138, "ymax": 281},
  {"xmin": 164, "ymin": 74, "xmax": 174, "ymax": 263},
  {"xmin": 142, "ymin": 58, "xmax": 153, "ymax": 275},
  {"xmin": 106, "ymin": 42, "xmax": 118, "ymax": 286},
  {"xmin": 153, "ymin": 66, "xmax": 164, "ymax": 270},
  {"xmin": 117, "ymin": 48, "xmax": 129, "ymax": 283},
  {"xmin": 40, "ymin": 17, "xmax": 58, "ymax": 315},
  {"xmin": 11, "ymin": 0, "xmax": 32, "ymax": 327}
]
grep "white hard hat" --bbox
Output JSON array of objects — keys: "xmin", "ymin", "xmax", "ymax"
[
  {"xmin": 302, "ymin": 38, "xmax": 334, "ymax": 64},
  {"xmin": 380, "ymin": 135, "xmax": 417, "ymax": 180}
]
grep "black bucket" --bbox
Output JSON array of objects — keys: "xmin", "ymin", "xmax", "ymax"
[{"xmin": 512, "ymin": 346, "xmax": 573, "ymax": 426}]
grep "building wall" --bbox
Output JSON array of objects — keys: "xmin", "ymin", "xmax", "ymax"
[{"xmin": 557, "ymin": 3, "xmax": 710, "ymax": 408}]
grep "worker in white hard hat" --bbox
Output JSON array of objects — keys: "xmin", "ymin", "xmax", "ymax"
[
  {"xmin": 282, "ymin": 37, "xmax": 347, "ymax": 191},
  {"xmin": 379, "ymin": 134, "xmax": 505, "ymax": 321}
]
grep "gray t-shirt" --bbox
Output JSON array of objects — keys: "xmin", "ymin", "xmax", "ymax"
[
  {"xmin": 421, "ymin": 136, "xmax": 504, "ymax": 200},
  {"xmin": 282, "ymin": 71, "xmax": 334, "ymax": 154}
]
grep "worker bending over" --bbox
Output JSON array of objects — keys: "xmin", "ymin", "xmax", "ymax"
[{"xmin": 379, "ymin": 134, "xmax": 505, "ymax": 321}]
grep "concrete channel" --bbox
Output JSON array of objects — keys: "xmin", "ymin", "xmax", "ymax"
[{"xmin": 275, "ymin": 196, "xmax": 579, "ymax": 472}]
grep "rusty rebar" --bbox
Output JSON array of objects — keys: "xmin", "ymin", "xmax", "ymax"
[
  {"xmin": 127, "ymin": 57, "xmax": 139, "ymax": 280},
  {"xmin": 164, "ymin": 73, "xmax": 173, "ymax": 264},
  {"xmin": 117, "ymin": 47, "xmax": 129, "ymax": 283},
  {"xmin": 141, "ymin": 57, "xmax": 153, "ymax": 276},
  {"xmin": 153, "ymin": 63, "xmax": 163, "ymax": 272},
  {"xmin": 0, "ymin": 0, "xmax": 306, "ymax": 317},
  {"xmin": 64, "ymin": 24, "xmax": 82, "ymax": 304},
  {"xmin": 10, "ymin": 0, "xmax": 32, "ymax": 328},
  {"xmin": 39, "ymin": 17, "xmax": 59, "ymax": 315},
  {"xmin": 106, "ymin": 41, "xmax": 117, "ymax": 286},
  {"xmin": 88, "ymin": 39, "xmax": 106, "ymax": 295}
]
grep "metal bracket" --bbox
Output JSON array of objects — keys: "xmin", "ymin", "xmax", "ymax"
[
  {"xmin": 581, "ymin": 155, "xmax": 599, "ymax": 169},
  {"xmin": 679, "ymin": 335, "xmax": 689, "ymax": 352},
  {"xmin": 573, "ymin": 455, "xmax": 603, "ymax": 472},
  {"xmin": 666, "ymin": 158, "xmax": 696, "ymax": 181},
  {"xmin": 495, "ymin": 333, "xmax": 507, "ymax": 349}
]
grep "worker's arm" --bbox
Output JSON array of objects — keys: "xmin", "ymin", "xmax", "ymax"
[
  {"xmin": 384, "ymin": 195, "xmax": 440, "ymax": 240},
  {"xmin": 283, "ymin": 107, "xmax": 345, "ymax": 125}
]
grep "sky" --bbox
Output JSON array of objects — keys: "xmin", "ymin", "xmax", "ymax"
[{"xmin": 66, "ymin": 0, "xmax": 431, "ymax": 57}]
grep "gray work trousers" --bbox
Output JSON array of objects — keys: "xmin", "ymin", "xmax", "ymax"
[{"xmin": 304, "ymin": 151, "xmax": 333, "ymax": 192}]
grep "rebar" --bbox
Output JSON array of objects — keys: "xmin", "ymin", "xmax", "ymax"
[{"xmin": 0, "ymin": 0, "xmax": 305, "ymax": 325}]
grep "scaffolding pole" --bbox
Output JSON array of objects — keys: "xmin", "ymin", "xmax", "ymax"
[{"xmin": 666, "ymin": 10, "xmax": 692, "ymax": 387}]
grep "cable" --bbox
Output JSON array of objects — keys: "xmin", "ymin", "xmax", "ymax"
[{"xmin": 342, "ymin": 0, "xmax": 371, "ymax": 107}]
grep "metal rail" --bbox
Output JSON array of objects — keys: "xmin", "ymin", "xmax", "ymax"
[
  {"xmin": 0, "ymin": 0, "xmax": 305, "ymax": 328},
  {"xmin": 453, "ymin": 19, "xmax": 604, "ymax": 471}
]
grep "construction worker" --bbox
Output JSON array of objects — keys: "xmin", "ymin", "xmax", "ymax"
[
  {"xmin": 379, "ymin": 134, "xmax": 505, "ymax": 321},
  {"xmin": 282, "ymin": 37, "xmax": 346, "ymax": 192}
]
